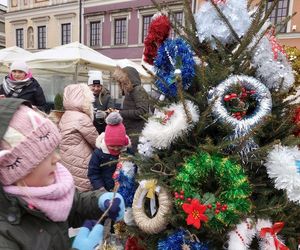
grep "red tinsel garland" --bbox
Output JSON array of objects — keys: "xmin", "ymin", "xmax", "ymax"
[
  {"xmin": 293, "ymin": 107, "xmax": 300, "ymax": 137},
  {"xmin": 143, "ymin": 15, "xmax": 171, "ymax": 65},
  {"xmin": 125, "ymin": 236, "xmax": 145, "ymax": 250}
]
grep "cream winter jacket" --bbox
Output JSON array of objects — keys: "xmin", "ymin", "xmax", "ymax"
[{"xmin": 58, "ymin": 84, "xmax": 99, "ymax": 191}]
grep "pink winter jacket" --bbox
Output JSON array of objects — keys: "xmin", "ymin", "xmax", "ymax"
[{"xmin": 58, "ymin": 84, "xmax": 99, "ymax": 191}]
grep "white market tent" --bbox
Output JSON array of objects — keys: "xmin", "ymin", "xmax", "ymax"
[
  {"xmin": 0, "ymin": 46, "xmax": 32, "ymax": 73},
  {"xmin": 116, "ymin": 59, "xmax": 152, "ymax": 81}
]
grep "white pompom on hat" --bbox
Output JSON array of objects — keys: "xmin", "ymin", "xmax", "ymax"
[
  {"xmin": 10, "ymin": 61, "xmax": 29, "ymax": 74},
  {"xmin": 88, "ymin": 70, "xmax": 103, "ymax": 86}
]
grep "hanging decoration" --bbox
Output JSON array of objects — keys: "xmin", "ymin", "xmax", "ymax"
[
  {"xmin": 252, "ymin": 35, "xmax": 294, "ymax": 92},
  {"xmin": 227, "ymin": 218, "xmax": 289, "ymax": 250},
  {"xmin": 138, "ymin": 100, "xmax": 199, "ymax": 157},
  {"xmin": 132, "ymin": 179, "xmax": 172, "ymax": 234},
  {"xmin": 143, "ymin": 14, "xmax": 171, "ymax": 65},
  {"xmin": 194, "ymin": 0, "xmax": 251, "ymax": 49},
  {"xmin": 265, "ymin": 144, "xmax": 300, "ymax": 205},
  {"xmin": 157, "ymin": 229, "xmax": 209, "ymax": 250},
  {"xmin": 154, "ymin": 38, "xmax": 196, "ymax": 97},
  {"xmin": 209, "ymin": 75, "xmax": 272, "ymax": 158},
  {"xmin": 172, "ymin": 150, "xmax": 252, "ymax": 232}
]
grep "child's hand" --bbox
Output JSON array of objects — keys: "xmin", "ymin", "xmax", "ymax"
[
  {"xmin": 98, "ymin": 192, "xmax": 125, "ymax": 221},
  {"xmin": 72, "ymin": 220, "xmax": 103, "ymax": 250}
]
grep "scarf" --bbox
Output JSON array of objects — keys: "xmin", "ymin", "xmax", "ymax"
[
  {"xmin": 3, "ymin": 163, "xmax": 75, "ymax": 222},
  {"xmin": 2, "ymin": 73, "xmax": 33, "ymax": 97}
]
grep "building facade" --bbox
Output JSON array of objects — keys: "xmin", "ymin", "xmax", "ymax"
[
  {"xmin": 0, "ymin": 4, "xmax": 6, "ymax": 49},
  {"xmin": 83, "ymin": 0, "xmax": 197, "ymax": 62},
  {"xmin": 196, "ymin": 0, "xmax": 300, "ymax": 48},
  {"xmin": 5, "ymin": 0, "xmax": 80, "ymax": 51}
]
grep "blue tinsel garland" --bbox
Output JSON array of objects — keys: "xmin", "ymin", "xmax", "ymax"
[
  {"xmin": 154, "ymin": 38, "xmax": 196, "ymax": 97},
  {"xmin": 117, "ymin": 171, "xmax": 136, "ymax": 207},
  {"xmin": 158, "ymin": 230, "xmax": 209, "ymax": 250}
]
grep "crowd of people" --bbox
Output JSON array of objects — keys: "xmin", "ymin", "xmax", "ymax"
[{"xmin": 0, "ymin": 60, "xmax": 150, "ymax": 249}]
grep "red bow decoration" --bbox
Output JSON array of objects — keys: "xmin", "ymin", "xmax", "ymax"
[
  {"xmin": 260, "ymin": 222, "xmax": 290, "ymax": 250},
  {"xmin": 161, "ymin": 110, "xmax": 175, "ymax": 125},
  {"xmin": 266, "ymin": 28, "xmax": 287, "ymax": 61}
]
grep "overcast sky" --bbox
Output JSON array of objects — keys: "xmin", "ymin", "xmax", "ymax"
[{"xmin": 0, "ymin": 0, "xmax": 7, "ymax": 6}]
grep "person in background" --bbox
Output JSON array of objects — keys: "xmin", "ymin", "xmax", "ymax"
[
  {"xmin": 0, "ymin": 98, "xmax": 125, "ymax": 250},
  {"xmin": 88, "ymin": 112, "xmax": 131, "ymax": 191},
  {"xmin": 0, "ymin": 60, "xmax": 47, "ymax": 111},
  {"xmin": 87, "ymin": 70, "xmax": 114, "ymax": 134},
  {"xmin": 112, "ymin": 66, "xmax": 149, "ymax": 152},
  {"xmin": 59, "ymin": 84, "xmax": 98, "ymax": 191}
]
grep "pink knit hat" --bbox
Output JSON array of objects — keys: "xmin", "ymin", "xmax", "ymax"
[
  {"xmin": 104, "ymin": 112, "xmax": 129, "ymax": 146},
  {"xmin": 0, "ymin": 105, "xmax": 61, "ymax": 185}
]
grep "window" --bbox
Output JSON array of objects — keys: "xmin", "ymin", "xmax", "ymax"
[
  {"xmin": 37, "ymin": 25, "xmax": 46, "ymax": 49},
  {"xmin": 142, "ymin": 15, "xmax": 152, "ymax": 42},
  {"xmin": 114, "ymin": 18, "xmax": 126, "ymax": 45},
  {"xmin": 90, "ymin": 21, "xmax": 101, "ymax": 46},
  {"xmin": 16, "ymin": 28, "xmax": 23, "ymax": 48},
  {"xmin": 61, "ymin": 23, "xmax": 71, "ymax": 45},
  {"xmin": 170, "ymin": 12, "xmax": 183, "ymax": 38},
  {"xmin": 267, "ymin": 0, "xmax": 290, "ymax": 32}
]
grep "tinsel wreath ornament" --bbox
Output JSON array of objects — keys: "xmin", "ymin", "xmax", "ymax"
[
  {"xmin": 132, "ymin": 179, "xmax": 172, "ymax": 234},
  {"xmin": 227, "ymin": 218, "xmax": 289, "ymax": 250},
  {"xmin": 195, "ymin": 0, "xmax": 251, "ymax": 49},
  {"xmin": 138, "ymin": 100, "xmax": 200, "ymax": 157},
  {"xmin": 209, "ymin": 75, "xmax": 272, "ymax": 158},
  {"xmin": 143, "ymin": 13, "xmax": 171, "ymax": 65},
  {"xmin": 265, "ymin": 144, "xmax": 300, "ymax": 205},
  {"xmin": 251, "ymin": 29, "xmax": 294, "ymax": 92},
  {"xmin": 172, "ymin": 150, "xmax": 252, "ymax": 232},
  {"xmin": 154, "ymin": 38, "xmax": 196, "ymax": 97},
  {"xmin": 157, "ymin": 229, "xmax": 208, "ymax": 250}
]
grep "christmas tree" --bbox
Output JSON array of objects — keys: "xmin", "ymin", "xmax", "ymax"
[{"xmin": 113, "ymin": 0, "xmax": 300, "ymax": 249}]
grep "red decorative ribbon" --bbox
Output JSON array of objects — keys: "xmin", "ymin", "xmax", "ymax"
[
  {"xmin": 213, "ymin": 0, "xmax": 226, "ymax": 4},
  {"xmin": 266, "ymin": 28, "xmax": 287, "ymax": 61},
  {"xmin": 260, "ymin": 222, "xmax": 290, "ymax": 250},
  {"xmin": 161, "ymin": 110, "xmax": 175, "ymax": 125}
]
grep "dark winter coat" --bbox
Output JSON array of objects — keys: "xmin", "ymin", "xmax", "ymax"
[
  {"xmin": 93, "ymin": 88, "xmax": 114, "ymax": 134},
  {"xmin": 0, "ymin": 77, "xmax": 47, "ymax": 112},
  {"xmin": 88, "ymin": 148, "xmax": 118, "ymax": 191},
  {"xmin": 0, "ymin": 186, "xmax": 104, "ymax": 250},
  {"xmin": 119, "ymin": 67, "xmax": 149, "ymax": 150}
]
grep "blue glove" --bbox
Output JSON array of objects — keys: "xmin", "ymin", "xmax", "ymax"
[
  {"xmin": 98, "ymin": 192, "xmax": 125, "ymax": 221},
  {"xmin": 72, "ymin": 220, "xmax": 104, "ymax": 250}
]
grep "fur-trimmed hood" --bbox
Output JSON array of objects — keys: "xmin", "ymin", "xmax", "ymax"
[
  {"xmin": 63, "ymin": 83, "xmax": 94, "ymax": 119},
  {"xmin": 113, "ymin": 66, "xmax": 141, "ymax": 94}
]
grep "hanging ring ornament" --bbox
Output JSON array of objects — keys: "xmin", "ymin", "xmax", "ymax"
[
  {"xmin": 265, "ymin": 144, "xmax": 300, "ymax": 205},
  {"xmin": 172, "ymin": 150, "xmax": 252, "ymax": 232},
  {"xmin": 209, "ymin": 75, "xmax": 272, "ymax": 157},
  {"xmin": 132, "ymin": 180, "xmax": 173, "ymax": 234},
  {"xmin": 154, "ymin": 38, "xmax": 196, "ymax": 97}
]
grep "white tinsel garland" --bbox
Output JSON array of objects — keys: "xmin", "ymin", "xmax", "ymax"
[
  {"xmin": 227, "ymin": 218, "xmax": 286, "ymax": 250},
  {"xmin": 195, "ymin": 0, "xmax": 251, "ymax": 49},
  {"xmin": 265, "ymin": 144, "xmax": 300, "ymax": 204},
  {"xmin": 138, "ymin": 101, "xmax": 199, "ymax": 157},
  {"xmin": 252, "ymin": 36, "xmax": 294, "ymax": 92}
]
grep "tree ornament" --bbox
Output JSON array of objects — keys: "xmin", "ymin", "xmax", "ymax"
[
  {"xmin": 251, "ymin": 35, "xmax": 294, "ymax": 92},
  {"xmin": 138, "ymin": 100, "xmax": 199, "ymax": 157},
  {"xmin": 157, "ymin": 229, "xmax": 208, "ymax": 250},
  {"xmin": 172, "ymin": 150, "xmax": 252, "ymax": 232},
  {"xmin": 182, "ymin": 199, "xmax": 208, "ymax": 229},
  {"xmin": 154, "ymin": 38, "xmax": 196, "ymax": 97},
  {"xmin": 143, "ymin": 14, "xmax": 171, "ymax": 65},
  {"xmin": 195, "ymin": 0, "xmax": 251, "ymax": 49},
  {"xmin": 227, "ymin": 218, "xmax": 289, "ymax": 250},
  {"xmin": 265, "ymin": 144, "xmax": 300, "ymax": 204},
  {"xmin": 132, "ymin": 179, "xmax": 172, "ymax": 234},
  {"xmin": 209, "ymin": 75, "xmax": 272, "ymax": 158}
]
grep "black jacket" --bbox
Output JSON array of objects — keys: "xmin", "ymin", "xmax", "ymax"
[{"xmin": 0, "ymin": 77, "xmax": 47, "ymax": 111}]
